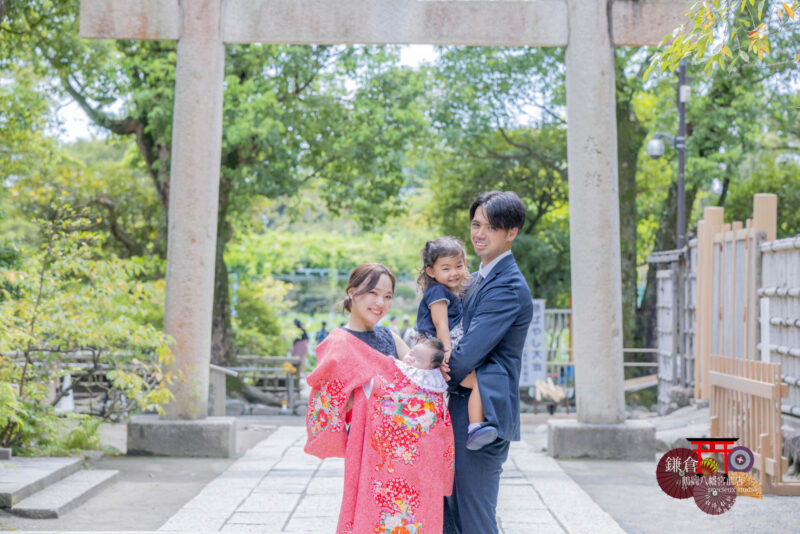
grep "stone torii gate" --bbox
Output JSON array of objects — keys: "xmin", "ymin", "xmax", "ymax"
[{"xmin": 80, "ymin": 0, "xmax": 690, "ymax": 458}]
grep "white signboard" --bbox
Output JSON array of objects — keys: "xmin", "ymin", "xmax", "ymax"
[{"xmin": 520, "ymin": 299, "xmax": 547, "ymax": 387}]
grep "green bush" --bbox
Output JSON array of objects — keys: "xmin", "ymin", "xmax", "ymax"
[
  {"xmin": 233, "ymin": 276, "xmax": 294, "ymax": 356},
  {"xmin": 0, "ymin": 204, "xmax": 176, "ymax": 452}
]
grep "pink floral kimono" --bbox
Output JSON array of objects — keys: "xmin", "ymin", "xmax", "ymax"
[{"xmin": 305, "ymin": 328, "xmax": 454, "ymax": 534}]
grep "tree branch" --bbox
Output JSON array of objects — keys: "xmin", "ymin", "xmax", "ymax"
[
  {"xmin": 60, "ymin": 74, "xmax": 138, "ymax": 136},
  {"xmin": 302, "ymin": 155, "xmax": 336, "ymax": 184},
  {"xmin": 86, "ymin": 197, "xmax": 146, "ymax": 257},
  {"xmin": 497, "ymin": 126, "xmax": 535, "ymax": 153}
]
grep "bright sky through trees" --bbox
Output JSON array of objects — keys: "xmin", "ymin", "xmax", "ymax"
[{"xmin": 52, "ymin": 45, "xmax": 439, "ymax": 143}]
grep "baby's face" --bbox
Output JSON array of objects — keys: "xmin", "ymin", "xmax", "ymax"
[{"xmin": 403, "ymin": 344, "xmax": 436, "ymax": 370}]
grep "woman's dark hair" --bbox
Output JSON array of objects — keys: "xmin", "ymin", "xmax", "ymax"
[
  {"xmin": 342, "ymin": 263, "xmax": 396, "ymax": 313},
  {"xmin": 420, "ymin": 337, "xmax": 446, "ymax": 369},
  {"xmin": 469, "ymin": 191, "xmax": 527, "ymax": 230},
  {"xmin": 416, "ymin": 236, "xmax": 468, "ymax": 294}
]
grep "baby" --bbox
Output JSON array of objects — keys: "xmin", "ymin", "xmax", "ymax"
[{"xmin": 395, "ymin": 338, "xmax": 449, "ymax": 393}]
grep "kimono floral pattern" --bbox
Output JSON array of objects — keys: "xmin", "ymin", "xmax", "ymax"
[
  {"xmin": 373, "ymin": 478, "xmax": 422, "ymax": 534},
  {"xmin": 307, "ymin": 378, "xmax": 346, "ymax": 437},
  {"xmin": 304, "ymin": 329, "xmax": 454, "ymax": 534},
  {"xmin": 371, "ymin": 373, "xmax": 449, "ymax": 472},
  {"xmin": 444, "ymin": 445, "xmax": 456, "ymax": 471}
]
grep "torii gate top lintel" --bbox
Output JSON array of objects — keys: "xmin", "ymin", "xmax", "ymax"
[{"xmin": 81, "ymin": 0, "xmax": 690, "ymax": 48}]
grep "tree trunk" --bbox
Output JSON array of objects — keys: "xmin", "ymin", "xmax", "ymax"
[
  {"xmin": 0, "ymin": 0, "xmax": 7, "ymax": 26},
  {"xmin": 616, "ymin": 96, "xmax": 646, "ymax": 350},
  {"xmin": 211, "ymin": 175, "xmax": 235, "ymax": 365}
]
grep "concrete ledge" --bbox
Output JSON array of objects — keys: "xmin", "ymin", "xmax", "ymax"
[
  {"xmin": 547, "ymin": 419, "xmax": 655, "ymax": 460},
  {"xmin": 127, "ymin": 416, "xmax": 237, "ymax": 458}
]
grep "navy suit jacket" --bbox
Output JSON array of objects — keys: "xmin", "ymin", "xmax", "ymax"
[{"xmin": 447, "ymin": 253, "xmax": 533, "ymax": 442}]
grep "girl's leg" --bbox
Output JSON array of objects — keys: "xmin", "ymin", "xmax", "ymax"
[{"xmin": 460, "ymin": 371, "xmax": 485, "ymax": 425}]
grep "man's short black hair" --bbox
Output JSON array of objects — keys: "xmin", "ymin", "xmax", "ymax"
[{"xmin": 469, "ymin": 191, "xmax": 527, "ymax": 231}]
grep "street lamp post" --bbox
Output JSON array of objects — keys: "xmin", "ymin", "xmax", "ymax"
[
  {"xmin": 647, "ymin": 59, "xmax": 690, "ymax": 249},
  {"xmin": 676, "ymin": 59, "xmax": 688, "ymax": 249}
]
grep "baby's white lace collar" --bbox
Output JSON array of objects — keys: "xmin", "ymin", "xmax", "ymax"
[{"xmin": 393, "ymin": 359, "xmax": 448, "ymax": 393}]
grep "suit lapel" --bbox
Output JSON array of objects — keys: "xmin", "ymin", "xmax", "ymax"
[{"xmin": 464, "ymin": 254, "xmax": 516, "ymax": 329}]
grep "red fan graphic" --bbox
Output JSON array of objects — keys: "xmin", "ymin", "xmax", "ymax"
[
  {"xmin": 656, "ymin": 448, "xmax": 698, "ymax": 499},
  {"xmin": 693, "ymin": 474, "xmax": 737, "ymax": 515}
]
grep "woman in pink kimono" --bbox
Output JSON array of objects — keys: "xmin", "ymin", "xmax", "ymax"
[{"xmin": 305, "ymin": 263, "xmax": 455, "ymax": 534}]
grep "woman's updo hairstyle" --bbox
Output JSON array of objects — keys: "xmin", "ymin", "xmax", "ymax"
[{"xmin": 342, "ymin": 263, "xmax": 396, "ymax": 313}]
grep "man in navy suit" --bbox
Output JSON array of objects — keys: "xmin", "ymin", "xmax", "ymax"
[{"xmin": 443, "ymin": 191, "xmax": 533, "ymax": 534}]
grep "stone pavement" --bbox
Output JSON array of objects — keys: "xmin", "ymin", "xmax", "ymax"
[
  {"xmin": 157, "ymin": 426, "xmax": 623, "ymax": 534},
  {"xmin": 6, "ymin": 411, "xmax": 799, "ymax": 533}
]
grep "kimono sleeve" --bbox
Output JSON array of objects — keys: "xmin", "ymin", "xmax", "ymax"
[{"xmin": 304, "ymin": 330, "xmax": 383, "ymax": 459}]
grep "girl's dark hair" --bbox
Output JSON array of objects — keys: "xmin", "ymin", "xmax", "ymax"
[
  {"xmin": 342, "ymin": 263, "xmax": 396, "ymax": 313},
  {"xmin": 416, "ymin": 237, "xmax": 468, "ymax": 294}
]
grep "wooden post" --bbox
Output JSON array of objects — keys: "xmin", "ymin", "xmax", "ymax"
[
  {"xmin": 760, "ymin": 298, "xmax": 771, "ymax": 363},
  {"xmin": 695, "ymin": 220, "xmax": 705, "ymax": 399},
  {"xmin": 753, "ymin": 193, "xmax": 777, "ymax": 242},
  {"xmin": 697, "ymin": 207, "xmax": 723, "ymax": 400}
]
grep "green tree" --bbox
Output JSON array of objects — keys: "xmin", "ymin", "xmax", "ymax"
[
  {"xmin": 2, "ymin": 2, "xmax": 429, "ymax": 364},
  {"xmin": 426, "ymin": 46, "xmax": 571, "ymax": 305},
  {"xmin": 0, "ymin": 201, "xmax": 175, "ymax": 449},
  {"xmin": 636, "ymin": 42, "xmax": 800, "ymax": 346}
]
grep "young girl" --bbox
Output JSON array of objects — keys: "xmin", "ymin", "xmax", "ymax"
[{"xmin": 411, "ymin": 237, "xmax": 496, "ymax": 450}]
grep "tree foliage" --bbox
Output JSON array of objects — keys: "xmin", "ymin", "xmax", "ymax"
[
  {"xmin": 426, "ymin": 46, "xmax": 571, "ymax": 305},
  {"xmin": 649, "ymin": 0, "xmax": 800, "ymax": 76},
  {"xmin": 2, "ymin": 1, "xmax": 431, "ymax": 364},
  {"xmin": 0, "ymin": 202, "xmax": 175, "ymax": 449}
]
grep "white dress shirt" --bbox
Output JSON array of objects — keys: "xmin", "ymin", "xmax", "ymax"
[{"xmin": 478, "ymin": 250, "xmax": 512, "ymax": 279}]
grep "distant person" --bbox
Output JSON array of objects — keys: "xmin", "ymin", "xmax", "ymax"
[
  {"xmin": 315, "ymin": 321, "xmax": 330, "ymax": 344},
  {"xmin": 399, "ymin": 317, "xmax": 411, "ymax": 339},
  {"xmin": 292, "ymin": 318, "xmax": 310, "ymax": 373},
  {"xmin": 388, "ymin": 315, "xmax": 399, "ymax": 335}
]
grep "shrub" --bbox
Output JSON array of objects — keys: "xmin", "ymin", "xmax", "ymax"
[{"xmin": 0, "ymin": 204, "xmax": 176, "ymax": 452}]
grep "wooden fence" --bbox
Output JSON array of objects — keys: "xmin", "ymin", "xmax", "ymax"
[
  {"xmin": 759, "ymin": 235, "xmax": 800, "ymax": 418},
  {"xmin": 709, "ymin": 355, "xmax": 800, "ymax": 494},
  {"xmin": 693, "ymin": 193, "xmax": 800, "ymax": 493},
  {"xmin": 648, "ymin": 234, "xmax": 698, "ymax": 415},
  {"xmin": 694, "ymin": 194, "xmax": 777, "ymax": 400}
]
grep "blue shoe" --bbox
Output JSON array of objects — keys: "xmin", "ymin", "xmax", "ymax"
[{"xmin": 466, "ymin": 422, "xmax": 498, "ymax": 451}]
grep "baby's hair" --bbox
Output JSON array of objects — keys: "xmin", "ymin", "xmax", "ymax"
[
  {"xmin": 416, "ymin": 236, "xmax": 468, "ymax": 294},
  {"xmin": 419, "ymin": 337, "xmax": 446, "ymax": 369}
]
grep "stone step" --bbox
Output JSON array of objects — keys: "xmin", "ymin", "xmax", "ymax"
[
  {"xmin": 0, "ymin": 457, "xmax": 83, "ymax": 507},
  {"xmin": 10, "ymin": 469, "xmax": 119, "ymax": 519}
]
